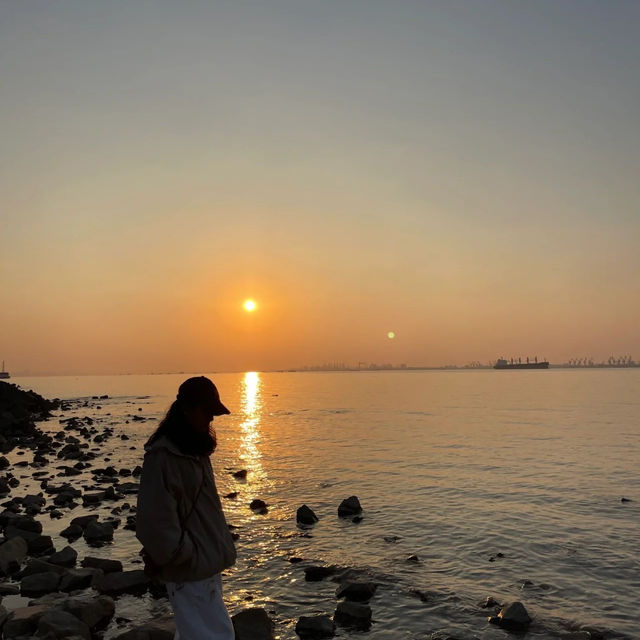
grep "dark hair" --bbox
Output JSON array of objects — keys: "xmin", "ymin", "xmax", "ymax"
[{"xmin": 146, "ymin": 399, "xmax": 217, "ymax": 456}]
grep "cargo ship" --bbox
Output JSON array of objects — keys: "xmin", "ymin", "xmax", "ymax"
[
  {"xmin": 0, "ymin": 361, "xmax": 10, "ymax": 379},
  {"xmin": 494, "ymin": 357, "xmax": 549, "ymax": 370}
]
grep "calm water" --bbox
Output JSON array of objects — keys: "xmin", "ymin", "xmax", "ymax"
[{"xmin": 5, "ymin": 370, "xmax": 640, "ymax": 639}]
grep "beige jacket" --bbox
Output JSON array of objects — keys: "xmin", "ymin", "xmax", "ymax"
[{"xmin": 136, "ymin": 435, "xmax": 237, "ymax": 582}]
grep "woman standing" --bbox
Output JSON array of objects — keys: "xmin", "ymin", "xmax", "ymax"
[{"xmin": 136, "ymin": 376, "xmax": 237, "ymax": 640}]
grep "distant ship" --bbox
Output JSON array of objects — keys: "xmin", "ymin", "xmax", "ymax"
[
  {"xmin": 494, "ymin": 357, "xmax": 549, "ymax": 370},
  {"xmin": 0, "ymin": 361, "xmax": 10, "ymax": 379}
]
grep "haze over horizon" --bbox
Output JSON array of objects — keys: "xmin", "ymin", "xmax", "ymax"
[{"xmin": 2, "ymin": 1, "xmax": 639, "ymax": 376}]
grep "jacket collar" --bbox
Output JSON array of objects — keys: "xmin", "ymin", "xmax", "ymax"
[{"xmin": 144, "ymin": 435, "xmax": 202, "ymax": 460}]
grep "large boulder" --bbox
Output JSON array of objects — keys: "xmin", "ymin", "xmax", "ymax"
[
  {"xmin": 295, "ymin": 615, "xmax": 336, "ymax": 639},
  {"xmin": 0, "ymin": 535, "xmax": 28, "ymax": 575},
  {"xmin": 37, "ymin": 608, "xmax": 91, "ymax": 639},
  {"xmin": 48, "ymin": 545, "xmax": 78, "ymax": 568},
  {"xmin": 64, "ymin": 594, "xmax": 115, "ymax": 630},
  {"xmin": 83, "ymin": 520, "xmax": 114, "ymax": 545},
  {"xmin": 59, "ymin": 567, "xmax": 102, "ymax": 592},
  {"xmin": 20, "ymin": 570, "xmax": 61, "ymax": 596},
  {"xmin": 337, "ymin": 496, "xmax": 362, "ymax": 517},
  {"xmin": 232, "ymin": 607, "xmax": 275, "ymax": 640},
  {"xmin": 27, "ymin": 534, "xmax": 55, "ymax": 556},
  {"xmin": 81, "ymin": 556, "xmax": 122, "ymax": 573},
  {"xmin": 335, "ymin": 581, "xmax": 377, "ymax": 602},
  {"xmin": 93, "ymin": 570, "xmax": 150, "ymax": 596},
  {"xmin": 3, "ymin": 604, "xmax": 50, "ymax": 637}
]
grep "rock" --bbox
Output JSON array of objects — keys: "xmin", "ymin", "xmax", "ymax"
[
  {"xmin": 224, "ymin": 492, "xmax": 238, "ymax": 499},
  {"xmin": 83, "ymin": 520, "xmax": 114, "ymax": 545},
  {"xmin": 27, "ymin": 534, "xmax": 55, "ymax": 556},
  {"xmin": 3, "ymin": 604, "xmax": 50, "ymax": 637},
  {"xmin": 0, "ymin": 582, "xmax": 20, "ymax": 595},
  {"xmin": 81, "ymin": 556, "xmax": 122, "ymax": 573},
  {"xmin": 93, "ymin": 570, "xmax": 150, "ymax": 596},
  {"xmin": 406, "ymin": 554, "xmax": 419, "ymax": 563},
  {"xmin": 480, "ymin": 596, "xmax": 500, "ymax": 608},
  {"xmin": 37, "ymin": 608, "xmax": 91, "ymax": 640},
  {"xmin": 48, "ymin": 545, "xmax": 78, "ymax": 568},
  {"xmin": 60, "ymin": 568, "xmax": 102, "ymax": 592},
  {"xmin": 295, "ymin": 615, "xmax": 336, "ymax": 638},
  {"xmin": 0, "ymin": 535, "xmax": 28, "ymax": 575},
  {"xmin": 233, "ymin": 469, "xmax": 248, "ymax": 479},
  {"xmin": 64, "ymin": 594, "xmax": 115, "ymax": 630},
  {"xmin": 621, "ymin": 497, "xmax": 632, "ymax": 502},
  {"xmin": 0, "ymin": 455, "xmax": 9, "ymax": 469},
  {"xmin": 489, "ymin": 601, "xmax": 532, "ymax": 630},
  {"xmin": 335, "ymin": 581, "xmax": 377, "ymax": 602},
  {"xmin": 70, "ymin": 514, "xmax": 98, "ymax": 529},
  {"xmin": 333, "ymin": 600, "xmax": 372, "ymax": 629},
  {"xmin": 112, "ymin": 616, "xmax": 175, "ymax": 639},
  {"xmin": 8, "ymin": 514, "xmax": 43, "ymax": 533},
  {"xmin": 117, "ymin": 482, "xmax": 139, "ymax": 495},
  {"xmin": 250, "ymin": 498, "xmax": 268, "ymax": 512},
  {"xmin": 304, "ymin": 565, "xmax": 338, "ymax": 581},
  {"xmin": 20, "ymin": 570, "xmax": 61, "ymax": 596},
  {"xmin": 338, "ymin": 496, "xmax": 362, "ymax": 517},
  {"xmin": 297, "ymin": 504, "xmax": 319, "ymax": 525},
  {"xmin": 18, "ymin": 558, "xmax": 67, "ymax": 578},
  {"xmin": 232, "ymin": 607, "xmax": 275, "ymax": 640},
  {"xmin": 61, "ymin": 524, "xmax": 84, "ymax": 541}
]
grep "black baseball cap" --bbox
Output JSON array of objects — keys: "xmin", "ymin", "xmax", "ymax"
[{"xmin": 177, "ymin": 376, "xmax": 230, "ymax": 415}]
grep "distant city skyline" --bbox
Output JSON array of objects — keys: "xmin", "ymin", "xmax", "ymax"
[{"xmin": 1, "ymin": 1, "xmax": 639, "ymax": 375}]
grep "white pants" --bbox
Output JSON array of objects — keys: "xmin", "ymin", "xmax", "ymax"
[{"xmin": 166, "ymin": 573, "xmax": 234, "ymax": 640}]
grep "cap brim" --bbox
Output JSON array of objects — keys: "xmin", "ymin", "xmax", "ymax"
[{"xmin": 213, "ymin": 402, "xmax": 231, "ymax": 416}]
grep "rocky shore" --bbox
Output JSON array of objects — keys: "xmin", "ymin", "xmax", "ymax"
[{"xmin": 0, "ymin": 381, "xmax": 625, "ymax": 640}]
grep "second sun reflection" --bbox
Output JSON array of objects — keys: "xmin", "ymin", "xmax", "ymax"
[{"xmin": 239, "ymin": 371, "xmax": 264, "ymax": 478}]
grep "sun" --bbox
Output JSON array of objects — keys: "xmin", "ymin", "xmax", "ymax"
[
  {"xmin": 243, "ymin": 299, "xmax": 257, "ymax": 312},
  {"xmin": 387, "ymin": 331, "xmax": 395, "ymax": 339}
]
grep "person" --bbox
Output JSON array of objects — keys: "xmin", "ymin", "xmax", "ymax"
[{"xmin": 136, "ymin": 376, "xmax": 237, "ymax": 640}]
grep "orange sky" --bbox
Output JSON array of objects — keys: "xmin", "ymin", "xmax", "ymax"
[{"xmin": 1, "ymin": 2, "xmax": 639, "ymax": 375}]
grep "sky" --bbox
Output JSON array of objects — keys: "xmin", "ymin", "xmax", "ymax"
[{"xmin": 1, "ymin": 0, "xmax": 639, "ymax": 375}]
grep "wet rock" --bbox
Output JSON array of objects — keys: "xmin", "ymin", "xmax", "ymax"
[
  {"xmin": 295, "ymin": 615, "xmax": 336, "ymax": 639},
  {"xmin": 620, "ymin": 497, "xmax": 632, "ymax": 502},
  {"xmin": 61, "ymin": 524, "xmax": 83, "ymax": 541},
  {"xmin": 37, "ymin": 608, "xmax": 91, "ymax": 639},
  {"xmin": 7, "ymin": 514, "xmax": 43, "ymax": 534},
  {"xmin": 406, "ymin": 554, "xmax": 420, "ymax": 563},
  {"xmin": 335, "ymin": 581, "xmax": 377, "ymax": 602},
  {"xmin": 18, "ymin": 558, "xmax": 67, "ymax": 578},
  {"xmin": 0, "ymin": 582, "xmax": 20, "ymax": 595},
  {"xmin": 81, "ymin": 556, "xmax": 123, "ymax": 573},
  {"xmin": 0, "ymin": 535, "xmax": 28, "ymax": 576},
  {"xmin": 351, "ymin": 515, "xmax": 363, "ymax": 523},
  {"xmin": 65, "ymin": 594, "xmax": 115, "ymax": 630},
  {"xmin": 117, "ymin": 482, "xmax": 139, "ymax": 495},
  {"xmin": 82, "ymin": 491, "xmax": 106, "ymax": 505},
  {"xmin": 70, "ymin": 514, "xmax": 99, "ymax": 529},
  {"xmin": 112, "ymin": 615, "xmax": 175, "ymax": 638},
  {"xmin": 60, "ymin": 567, "xmax": 102, "ymax": 592},
  {"xmin": 297, "ymin": 504, "xmax": 319, "ymax": 525},
  {"xmin": 27, "ymin": 534, "xmax": 55, "ymax": 556},
  {"xmin": 250, "ymin": 499, "xmax": 268, "ymax": 514},
  {"xmin": 338, "ymin": 496, "xmax": 361, "ymax": 517},
  {"xmin": 224, "ymin": 491, "xmax": 238, "ymax": 499},
  {"xmin": 304, "ymin": 565, "xmax": 338, "ymax": 581},
  {"xmin": 48, "ymin": 545, "xmax": 78, "ymax": 568},
  {"xmin": 3, "ymin": 604, "xmax": 50, "ymax": 637},
  {"xmin": 93, "ymin": 569, "xmax": 150, "ymax": 596},
  {"xmin": 20, "ymin": 570, "xmax": 61, "ymax": 596},
  {"xmin": 480, "ymin": 596, "xmax": 500, "ymax": 608},
  {"xmin": 0, "ymin": 455, "xmax": 9, "ymax": 469},
  {"xmin": 232, "ymin": 607, "xmax": 275, "ymax": 640},
  {"xmin": 489, "ymin": 601, "xmax": 532, "ymax": 630},
  {"xmin": 233, "ymin": 469, "xmax": 248, "ymax": 479},
  {"xmin": 132, "ymin": 465, "xmax": 142, "ymax": 477},
  {"xmin": 83, "ymin": 520, "xmax": 114, "ymax": 545},
  {"xmin": 333, "ymin": 600, "xmax": 372, "ymax": 629}
]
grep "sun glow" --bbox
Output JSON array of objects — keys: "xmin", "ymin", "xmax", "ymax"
[{"xmin": 243, "ymin": 299, "xmax": 257, "ymax": 312}]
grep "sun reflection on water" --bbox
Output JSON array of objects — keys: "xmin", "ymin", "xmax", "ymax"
[{"xmin": 240, "ymin": 371, "xmax": 263, "ymax": 474}]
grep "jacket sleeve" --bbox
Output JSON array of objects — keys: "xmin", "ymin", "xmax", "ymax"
[{"xmin": 135, "ymin": 449, "xmax": 195, "ymax": 567}]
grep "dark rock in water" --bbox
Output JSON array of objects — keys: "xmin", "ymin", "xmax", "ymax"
[
  {"xmin": 132, "ymin": 465, "xmax": 142, "ymax": 477},
  {"xmin": 621, "ymin": 497, "xmax": 632, "ymax": 502},
  {"xmin": 3, "ymin": 604, "xmax": 50, "ymax": 637},
  {"xmin": 232, "ymin": 607, "xmax": 275, "ymax": 640},
  {"xmin": 70, "ymin": 514, "xmax": 99, "ymax": 529},
  {"xmin": 0, "ymin": 456, "xmax": 9, "ymax": 469},
  {"xmin": 489, "ymin": 601, "xmax": 532, "ymax": 630},
  {"xmin": 383, "ymin": 535, "xmax": 401, "ymax": 543},
  {"xmin": 65, "ymin": 594, "xmax": 115, "ymax": 631},
  {"xmin": 6, "ymin": 514, "xmax": 43, "ymax": 534},
  {"xmin": 93, "ymin": 569, "xmax": 150, "ymax": 596},
  {"xmin": 224, "ymin": 492, "xmax": 238, "ymax": 499},
  {"xmin": 480, "ymin": 596, "xmax": 500, "ymax": 608},
  {"xmin": 81, "ymin": 556, "xmax": 123, "ymax": 574},
  {"xmin": 351, "ymin": 515, "xmax": 363, "ymax": 523},
  {"xmin": 233, "ymin": 469, "xmax": 248, "ymax": 479},
  {"xmin": 289, "ymin": 557, "xmax": 304, "ymax": 563},
  {"xmin": 335, "ymin": 581, "xmax": 378, "ymax": 602},
  {"xmin": 82, "ymin": 491, "xmax": 106, "ymax": 505},
  {"xmin": 333, "ymin": 600, "xmax": 372, "ymax": 629},
  {"xmin": 338, "ymin": 496, "xmax": 362, "ymax": 517},
  {"xmin": 297, "ymin": 504, "xmax": 319, "ymax": 525},
  {"xmin": 83, "ymin": 520, "xmax": 114, "ymax": 545},
  {"xmin": 20, "ymin": 570, "xmax": 61, "ymax": 596},
  {"xmin": 37, "ymin": 608, "xmax": 91, "ymax": 640},
  {"xmin": 112, "ymin": 615, "xmax": 175, "ymax": 639},
  {"xmin": 47, "ymin": 545, "xmax": 78, "ymax": 568},
  {"xmin": 0, "ymin": 535, "xmax": 28, "ymax": 576},
  {"xmin": 61, "ymin": 523, "xmax": 83, "ymax": 541},
  {"xmin": 406, "ymin": 554, "xmax": 420, "ymax": 563},
  {"xmin": 250, "ymin": 498, "xmax": 268, "ymax": 514},
  {"xmin": 295, "ymin": 615, "xmax": 336, "ymax": 639},
  {"xmin": 304, "ymin": 565, "xmax": 338, "ymax": 581},
  {"xmin": 17, "ymin": 558, "xmax": 67, "ymax": 578},
  {"xmin": 117, "ymin": 482, "xmax": 139, "ymax": 495},
  {"xmin": 60, "ymin": 567, "xmax": 102, "ymax": 592},
  {"xmin": 27, "ymin": 534, "xmax": 55, "ymax": 556}
]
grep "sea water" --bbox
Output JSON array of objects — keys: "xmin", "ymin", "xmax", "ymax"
[{"xmin": 6, "ymin": 369, "xmax": 639, "ymax": 639}]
